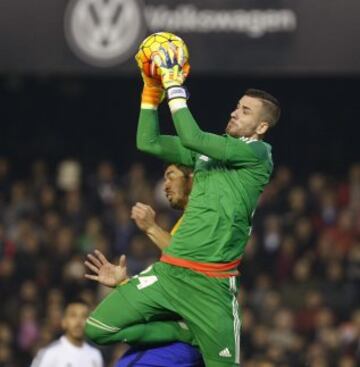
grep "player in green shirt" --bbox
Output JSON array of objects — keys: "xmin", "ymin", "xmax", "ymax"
[{"xmin": 85, "ymin": 47, "xmax": 280, "ymax": 366}]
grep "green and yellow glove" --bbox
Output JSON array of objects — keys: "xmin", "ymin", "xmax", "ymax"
[
  {"xmin": 152, "ymin": 45, "xmax": 190, "ymax": 112},
  {"xmin": 135, "ymin": 50, "xmax": 165, "ymax": 109}
]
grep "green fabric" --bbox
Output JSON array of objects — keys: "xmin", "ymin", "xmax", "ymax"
[
  {"xmin": 163, "ymin": 108, "xmax": 273, "ymax": 262},
  {"xmin": 86, "ymin": 318, "xmax": 192, "ymax": 346},
  {"xmin": 173, "ymin": 108, "xmax": 272, "ymax": 167},
  {"xmin": 86, "ymin": 262, "xmax": 241, "ymax": 366},
  {"xmin": 85, "ymin": 272, "xmax": 193, "ymax": 346},
  {"xmin": 131, "ymin": 106, "xmax": 273, "ymax": 365},
  {"xmin": 137, "ymin": 108, "xmax": 196, "ymax": 166}
]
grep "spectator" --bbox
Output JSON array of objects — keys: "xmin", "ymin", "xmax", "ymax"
[
  {"xmin": 0, "ymin": 161, "xmax": 359, "ymax": 366},
  {"xmin": 30, "ymin": 299, "xmax": 103, "ymax": 367}
]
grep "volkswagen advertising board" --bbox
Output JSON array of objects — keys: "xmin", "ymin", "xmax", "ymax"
[{"xmin": 0, "ymin": 0, "xmax": 359, "ymax": 74}]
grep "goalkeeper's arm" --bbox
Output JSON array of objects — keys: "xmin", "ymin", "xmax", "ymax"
[
  {"xmin": 152, "ymin": 48, "xmax": 264, "ymax": 165},
  {"xmin": 170, "ymin": 105, "xmax": 266, "ymax": 166},
  {"xmin": 152, "ymin": 45, "xmax": 232, "ymax": 162},
  {"xmin": 137, "ymin": 108, "xmax": 196, "ymax": 167},
  {"xmin": 135, "ymin": 50, "xmax": 195, "ymax": 167}
]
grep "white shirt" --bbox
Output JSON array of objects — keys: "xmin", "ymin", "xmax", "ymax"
[{"xmin": 31, "ymin": 335, "xmax": 103, "ymax": 367}]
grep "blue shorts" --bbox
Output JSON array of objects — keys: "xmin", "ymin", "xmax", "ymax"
[{"xmin": 116, "ymin": 342, "xmax": 204, "ymax": 367}]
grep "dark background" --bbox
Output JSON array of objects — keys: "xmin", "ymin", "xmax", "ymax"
[
  {"xmin": 1, "ymin": 0, "xmax": 359, "ymax": 177},
  {"xmin": 1, "ymin": 0, "xmax": 360, "ymax": 74},
  {"xmin": 1, "ymin": 75, "xmax": 358, "ymax": 178}
]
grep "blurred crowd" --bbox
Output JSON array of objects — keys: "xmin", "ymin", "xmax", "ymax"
[{"xmin": 0, "ymin": 157, "xmax": 359, "ymax": 367}]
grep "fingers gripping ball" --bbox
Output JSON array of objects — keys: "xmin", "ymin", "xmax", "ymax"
[
  {"xmin": 135, "ymin": 32, "xmax": 190, "ymax": 81},
  {"xmin": 152, "ymin": 46, "xmax": 189, "ymax": 90}
]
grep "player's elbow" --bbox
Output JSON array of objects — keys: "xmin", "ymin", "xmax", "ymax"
[
  {"xmin": 136, "ymin": 133, "xmax": 154, "ymax": 153},
  {"xmin": 137, "ymin": 136, "xmax": 162, "ymax": 156},
  {"xmin": 137, "ymin": 141, "xmax": 158, "ymax": 155},
  {"xmin": 136, "ymin": 139, "xmax": 147, "ymax": 153},
  {"xmin": 136, "ymin": 137, "xmax": 150, "ymax": 154}
]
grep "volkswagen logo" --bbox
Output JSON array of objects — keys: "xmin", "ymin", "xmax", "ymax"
[{"xmin": 65, "ymin": 0, "xmax": 146, "ymax": 67}]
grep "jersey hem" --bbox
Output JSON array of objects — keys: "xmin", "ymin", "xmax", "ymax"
[{"xmin": 160, "ymin": 254, "xmax": 240, "ymax": 278}]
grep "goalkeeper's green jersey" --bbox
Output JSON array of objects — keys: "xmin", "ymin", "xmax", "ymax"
[{"xmin": 137, "ymin": 107, "xmax": 273, "ymax": 265}]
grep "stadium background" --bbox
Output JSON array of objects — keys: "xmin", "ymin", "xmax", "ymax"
[{"xmin": 0, "ymin": 0, "xmax": 359, "ymax": 366}]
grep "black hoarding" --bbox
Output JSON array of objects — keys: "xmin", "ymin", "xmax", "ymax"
[{"xmin": 0, "ymin": 0, "xmax": 359, "ymax": 75}]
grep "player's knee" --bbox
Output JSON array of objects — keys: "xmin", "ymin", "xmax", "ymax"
[
  {"xmin": 85, "ymin": 319, "xmax": 101, "ymax": 344},
  {"xmin": 85, "ymin": 317, "xmax": 111, "ymax": 345}
]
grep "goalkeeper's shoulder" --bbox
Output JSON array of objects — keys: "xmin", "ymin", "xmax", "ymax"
[
  {"xmin": 249, "ymin": 139, "xmax": 272, "ymax": 163},
  {"xmin": 249, "ymin": 139, "xmax": 273, "ymax": 169},
  {"xmin": 228, "ymin": 136, "xmax": 273, "ymax": 162}
]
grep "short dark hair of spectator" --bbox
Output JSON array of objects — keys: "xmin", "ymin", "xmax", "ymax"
[{"xmin": 64, "ymin": 298, "xmax": 89, "ymax": 313}]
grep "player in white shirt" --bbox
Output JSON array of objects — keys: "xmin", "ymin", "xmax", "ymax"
[{"xmin": 31, "ymin": 299, "xmax": 103, "ymax": 367}]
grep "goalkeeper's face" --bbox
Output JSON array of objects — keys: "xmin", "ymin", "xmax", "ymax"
[
  {"xmin": 226, "ymin": 96, "xmax": 269, "ymax": 138},
  {"xmin": 62, "ymin": 303, "xmax": 89, "ymax": 343},
  {"xmin": 164, "ymin": 165, "xmax": 192, "ymax": 210}
]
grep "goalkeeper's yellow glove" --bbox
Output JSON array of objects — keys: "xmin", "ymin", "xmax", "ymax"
[
  {"xmin": 152, "ymin": 45, "xmax": 190, "ymax": 112},
  {"xmin": 135, "ymin": 50, "xmax": 165, "ymax": 109}
]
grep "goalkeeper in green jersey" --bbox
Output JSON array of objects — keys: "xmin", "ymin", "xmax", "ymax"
[{"xmin": 85, "ymin": 47, "xmax": 280, "ymax": 367}]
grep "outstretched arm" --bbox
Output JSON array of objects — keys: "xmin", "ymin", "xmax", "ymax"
[
  {"xmin": 172, "ymin": 107, "xmax": 228, "ymax": 160},
  {"xmin": 151, "ymin": 44, "xmax": 269, "ymax": 166},
  {"xmin": 135, "ymin": 48, "xmax": 195, "ymax": 167},
  {"xmin": 172, "ymin": 107, "xmax": 269, "ymax": 166}
]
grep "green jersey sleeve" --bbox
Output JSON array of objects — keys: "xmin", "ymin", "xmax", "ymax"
[
  {"xmin": 172, "ymin": 107, "xmax": 271, "ymax": 167},
  {"xmin": 137, "ymin": 108, "xmax": 196, "ymax": 167}
]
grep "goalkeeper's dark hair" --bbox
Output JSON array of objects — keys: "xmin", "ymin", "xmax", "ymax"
[{"xmin": 245, "ymin": 88, "xmax": 281, "ymax": 128}]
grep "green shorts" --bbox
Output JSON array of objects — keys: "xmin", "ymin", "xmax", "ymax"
[{"xmin": 89, "ymin": 262, "xmax": 241, "ymax": 366}]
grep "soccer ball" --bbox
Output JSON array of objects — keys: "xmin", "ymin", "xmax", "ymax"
[{"xmin": 136, "ymin": 32, "xmax": 189, "ymax": 81}]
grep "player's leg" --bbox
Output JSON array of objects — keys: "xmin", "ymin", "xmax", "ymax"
[
  {"xmin": 154, "ymin": 263, "xmax": 241, "ymax": 366},
  {"xmin": 85, "ymin": 264, "xmax": 195, "ymax": 346},
  {"xmin": 189, "ymin": 278, "xmax": 241, "ymax": 367}
]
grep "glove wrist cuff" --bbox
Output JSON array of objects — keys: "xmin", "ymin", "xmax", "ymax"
[
  {"xmin": 166, "ymin": 86, "xmax": 189, "ymax": 113},
  {"xmin": 166, "ymin": 86, "xmax": 189, "ymax": 101}
]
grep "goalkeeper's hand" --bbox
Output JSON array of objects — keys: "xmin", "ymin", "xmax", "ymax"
[
  {"xmin": 135, "ymin": 50, "xmax": 165, "ymax": 109},
  {"xmin": 152, "ymin": 44, "xmax": 189, "ymax": 89},
  {"xmin": 152, "ymin": 45, "xmax": 190, "ymax": 108}
]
